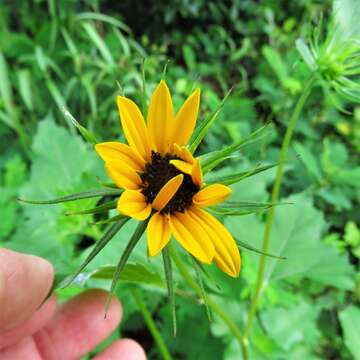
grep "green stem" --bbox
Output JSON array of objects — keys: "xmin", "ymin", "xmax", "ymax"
[
  {"xmin": 243, "ymin": 77, "xmax": 316, "ymax": 340},
  {"xmin": 131, "ymin": 287, "xmax": 173, "ymax": 360},
  {"xmin": 169, "ymin": 244, "xmax": 248, "ymax": 360}
]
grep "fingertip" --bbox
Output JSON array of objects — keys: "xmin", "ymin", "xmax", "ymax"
[
  {"xmin": 81, "ymin": 289, "xmax": 123, "ymax": 326},
  {"xmin": 94, "ymin": 338, "xmax": 146, "ymax": 360}
]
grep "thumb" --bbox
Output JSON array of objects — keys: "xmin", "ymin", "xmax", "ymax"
[{"xmin": 0, "ymin": 249, "xmax": 54, "ymax": 332}]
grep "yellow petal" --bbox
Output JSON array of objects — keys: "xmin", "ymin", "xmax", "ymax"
[
  {"xmin": 169, "ymin": 211, "xmax": 214, "ymax": 263},
  {"xmin": 170, "ymin": 89, "xmax": 200, "ymax": 146},
  {"xmin": 95, "ymin": 142, "xmax": 145, "ymax": 170},
  {"xmin": 147, "ymin": 80, "xmax": 173, "ymax": 154},
  {"xmin": 106, "ymin": 162, "xmax": 142, "ymax": 190},
  {"xmin": 173, "ymin": 144, "xmax": 194, "ymax": 164},
  {"xmin": 152, "ymin": 174, "xmax": 184, "ymax": 211},
  {"xmin": 191, "ymin": 159, "xmax": 203, "ymax": 186},
  {"xmin": 117, "ymin": 96, "xmax": 151, "ymax": 161},
  {"xmin": 117, "ymin": 190, "xmax": 151, "ymax": 220},
  {"xmin": 147, "ymin": 212, "xmax": 171, "ymax": 256},
  {"xmin": 193, "ymin": 184, "xmax": 232, "ymax": 207},
  {"xmin": 169, "ymin": 159, "xmax": 192, "ymax": 175},
  {"xmin": 190, "ymin": 207, "xmax": 240, "ymax": 277}
]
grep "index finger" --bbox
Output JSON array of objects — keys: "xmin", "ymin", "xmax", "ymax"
[{"xmin": 0, "ymin": 249, "xmax": 54, "ymax": 331}]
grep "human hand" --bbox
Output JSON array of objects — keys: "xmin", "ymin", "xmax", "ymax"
[{"xmin": 0, "ymin": 249, "xmax": 146, "ymax": 360}]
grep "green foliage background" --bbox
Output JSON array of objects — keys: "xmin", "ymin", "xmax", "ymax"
[{"xmin": 0, "ymin": 0, "xmax": 359, "ymax": 359}]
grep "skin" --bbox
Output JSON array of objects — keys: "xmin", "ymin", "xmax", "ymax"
[{"xmin": 0, "ymin": 249, "xmax": 146, "ymax": 360}]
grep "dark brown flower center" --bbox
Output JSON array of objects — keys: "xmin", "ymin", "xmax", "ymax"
[{"xmin": 140, "ymin": 151, "xmax": 199, "ymax": 214}]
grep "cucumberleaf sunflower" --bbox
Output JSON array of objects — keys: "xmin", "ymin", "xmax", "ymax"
[{"xmin": 95, "ymin": 80, "xmax": 241, "ymax": 277}]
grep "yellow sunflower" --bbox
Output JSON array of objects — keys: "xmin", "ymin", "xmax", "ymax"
[{"xmin": 95, "ymin": 80, "xmax": 241, "ymax": 277}]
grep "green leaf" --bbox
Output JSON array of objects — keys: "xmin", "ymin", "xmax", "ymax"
[
  {"xmin": 189, "ymin": 87, "xmax": 233, "ymax": 153},
  {"xmin": 105, "ymin": 220, "xmax": 148, "ymax": 313},
  {"xmin": 63, "ymin": 219, "xmax": 129, "ymax": 287},
  {"xmin": 262, "ymin": 302, "xmax": 321, "ymax": 352},
  {"xmin": 18, "ymin": 188, "xmax": 121, "ymax": 205},
  {"xmin": 162, "ymin": 246, "xmax": 176, "ymax": 335},
  {"xmin": 9, "ymin": 117, "xmax": 103, "ymax": 266},
  {"xmin": 339, "ymin": 306, "xmax": 360, "ymax": 360}
]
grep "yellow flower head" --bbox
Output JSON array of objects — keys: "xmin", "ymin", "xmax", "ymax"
[{"xmin": 95, "ymin": 80, "xmax": 241, "ymax": 277}]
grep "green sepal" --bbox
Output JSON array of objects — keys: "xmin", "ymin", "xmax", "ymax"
[
  {"xmin": 200, "ymin": 123, "xmax": 271, "ymax": 173},
  {"xmin": 61, "ymin": 108, "xmax": 98, "ymax": 145},
  {"xmin": 62, "ymin": 263, "xmax": 164, "ymax": 287},
  {"xmin": 94, "ymin": 214, "xmax": 126, "ymax": 225},
  {"xmin": 209, "ymin": 200, "xmax": 287, "ymax": 216},
  {"xmin": 65, "ymin": 199, "xmax": 117, "ymax": 216},
  {"xmin": 18, "ymin": 188, "xmax": 122, "ymax": 205},
  {"xmin": 162, "ymin": 246, "xmax": 177, "ymax": 336},
  {"xmin": 206, "ymin": 163, "xmax": 278, "ymax": 186},
  {"xmin": 189, "ymin": 87, "xmax": 233, "ymax": 153},
  {"xmin": 295, "ymin": 38, "xmax": 318, "ymax": 72},
  {"xmin": 105, "ymin": 219, "xmax": 149, "ymax": 314},
  {"xmin": 235, "ymin": 238, "xmax": 286, "ymax": 260},
  {"xmin": 62, "ymin": 218, "xmax": 129, "ymax": 288}
]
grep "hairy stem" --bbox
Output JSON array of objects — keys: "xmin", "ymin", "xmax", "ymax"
[
  {"xmin": 169, "ymin": 244, "xmax": 248, "ymax": 360},
  {"xmin": 243, "ymin": 76, "xmax": 316, "ymax": 341},
  {"xmin": 131, "ymin": 287, "xmax": 173, "ymax": 360}
]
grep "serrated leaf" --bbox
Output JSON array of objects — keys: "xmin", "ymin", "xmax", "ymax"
[{"xmin": 226, "ymin": 193, "xmax": 355, "ymax": 289}]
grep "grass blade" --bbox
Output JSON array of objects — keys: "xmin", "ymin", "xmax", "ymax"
[{"xmin": 82, "ymin": 22, "xmax": 114, "ymax": 65}]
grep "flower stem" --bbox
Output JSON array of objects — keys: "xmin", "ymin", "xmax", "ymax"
[
  {"xmin": 169, "ymin": 244, "xmax": 248, "ymax": 360},
  {"xmin": 243, "ymin": 76, "xmax": 316, "ymax": 341},
  {"xmin": 131, "ymin": 287, "xmax": 173, "ymax": 360}
]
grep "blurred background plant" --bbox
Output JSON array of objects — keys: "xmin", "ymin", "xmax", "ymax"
[{"xmin": 0, "ymin": 0, "xmax": 359, "ymax": 359}]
